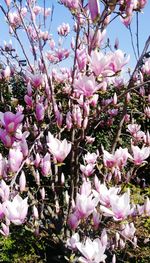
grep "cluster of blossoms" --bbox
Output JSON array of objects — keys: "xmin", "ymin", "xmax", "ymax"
[{"xmin": 0, "ymin": 0, "xmax": 150, "ymax": 262}]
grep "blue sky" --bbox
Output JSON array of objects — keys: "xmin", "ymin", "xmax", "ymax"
[{"xmin": 0, "ymin": 0, "xmax": 150, "ymax": 70}]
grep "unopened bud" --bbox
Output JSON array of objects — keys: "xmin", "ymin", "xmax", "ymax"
[
  {"xmin": 40, "ymin": 187, "xmax": 45, "ymax": 200},
  {"xmin": 112, "ymin": 254, "xmax": 116, "ymax": 263},
  {"xmin": 55, "ymin": 200, "xmax": 60, "ymax": 213},
  {"xmin": 61, "ymin": 173, "xmax": 65, "ymax": 185},
  {"xmin": 19, "ymin": 171, "xmax": 26, "ymax": 192},
  {"xmin": 126, "ymin": 92, "xmax": 131, "ymax": 103},
  {"xmin": 113, "ymin": 93, "xmax": 117, "ymax": 105},
  {"xmin": 33, "ymin": 205, "xmax": 39, "ymax": 219}
]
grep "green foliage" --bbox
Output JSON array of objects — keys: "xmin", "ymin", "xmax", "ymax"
[{"xmin": 0, "ymin": 227, "xmax": 45, "ymax": 263}]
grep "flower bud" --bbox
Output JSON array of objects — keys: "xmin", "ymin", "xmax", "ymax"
[
  {"xmin": 33, "ymin": 205, "xmax": 39, "ymax": 219},
  {"xmin": 19, "ymin": 171, "xmax": 26, "ymax": 192},
  {"xmin": 40, "ymin": 187, "xmax": 45, "ymax": 200}
]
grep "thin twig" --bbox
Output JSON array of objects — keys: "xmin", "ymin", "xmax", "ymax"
[
  {"xmin": 129, "ymin": 25, "xmax": 138, "ymax": 61},
  {"xmin": 0, "ymin": 5, "xmax": 34, "ymax": 73},
  {"xmin": 136, "ymin": 12, "xmax": 140, "ymax": 57}
]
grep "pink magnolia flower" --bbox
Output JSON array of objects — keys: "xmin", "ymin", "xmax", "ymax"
[
  {"xmin": 121, "ymin": 222, "xmax": 136, "ymax": 239},
  {"xmin": 109, "ymin": 50, "xmax": 130, "ymax": 73},
  {"xmin": 103, "ymin": 149, "xmax": 116, "ymax": 169},
  {"xmin": 40, "ymin": 187, "xmax": 45, "ymax": 200},
  {"xmin": 40, "ymin": 153, "xmax": 52, "ymax": 176},
  {"xmin": 34, "ymin": 153, "xmax": 41, "ymax": 168},
  {"xmin": 144, "ymin": 107, "xmax": 150, "ymax": 118},
  {"xmin": 76, "ymin": 48, "xmax": 87, "ymax": 71},
  {"xmin": 35, "ymin": 102, "xmax": 45, "ymax": 121},
  {"xmin": 72, "ymin": 105, "xmax": 82, "ymax": 128},
  {"xmin": 114, "ymin": 147, "xmax": 132, "ymax": 169},
  {"xmin": 66, "ymin": 111, "xmax": 72, "ymax": 130},
  {"xmin": 8, "ymin": 148, "xmax": 23, "ymax": 173},
  {"xmin": 88, "ymin": 29, "xmax": 106, "ymax": 50},
  {"xmin": 74, "ymin": 75, "xmax": 99, "ymax": 97},
  {"xmin": 88, "ymin": 0, "xmax": 100, "ymax": 22},
  {"xmin": 89, "ymin": 50, "xmax": 111, "ymax": 77},
  {"xmin": 0, "ymin": 223, "xmax": 9, "ymax": 237},
  {"xmin": 43, "ymin": 7, "xmax": 51, "ymax": 17},
  {"xmin": 2, "ymin": 66, "xmax": 11, "ymax": 79},
  {"xmin": 139, "ymin": 0, "xmax": 147, "ymax": 9},
  {"xmin": 144, "ymin": 197, "xmax": 150, "ymax": 216},
  {"xmin": 101, "ymin": 229, "xmax": 108, "ymax": 247},
  {"xmin": 127, "ymin": 124, "xmax": 141, "ymax": 136},
  {"xmin": 47, "ymin": 132, "xmax": 71, "ymax": 163},
  {"xmin": 75, "ymin": 193, "xmax": 98, "ymax": 219},
  {"xmin": 3, "ymin": 194, "xmax": 28, "ymax": 225},
  {"xmin": 0, "ymin": 129, "xmax": 14, "ymax": 148},
  {"xmin": 94, "ymin": 177, "xmax": 119, "ymax": 207},
  {"xmin": 4, "ymin": 40, "xmax": 12, "ymax": 51},
  {"xmin": 60, "ymin": 0, "xmax": 79, "ymax": 9},
  {"xmin": 66, "ymin": 233, "xmax": 80, "ymax": 250},
  {"xmin": 33, "ymin": 5, "xmax": 42, "ymax": 16},
  {"xmin": 4, "ymin": 0, "xmax": 11, "ymax": 7},
  {"xmin": 80, "ymin": 181, "xmax": 92, "ymax": 196},
  {"xmin": 84, "ymin": 152, "xmax": 98, "ymax": 164},
  {"xmin": 121, "ymin": 15, "xmax": 133, "ymax": 27},
  {"xmin": 0, "ymin": 204, "xmax": 5, "ymax": 220},
  {"xmin": 85, "ymin": 136, "xmax": 95, "ymax": 144},
  {"xmin": 68, "ymin": 212, "xmax": 80, "ymax": 230},
  {"xmin": 93, "ymin": 210, "xmax": 101, "ymax": 230},
  {"xmin": 89, "ymin": 94, "xmax": 99, "ymax": 107},
  {"xmin": 80, "ymin": 163, "xmax": 95, "ymax": 177},
  {"xmin": 130, "ymin": 145, "xmax": 150, "ymax": 165},
  {"xmin": 30, "ymin": 74, "xmax": 43, "ymax": 88},
  {"xmin": 0, "ymin": 154, "xmax": 7, "ymax": 178},
  {"xmin": 0, "ymin": 111, "xmax": 24, "ymax": 134},
  {"xmin": 0, "ymin": 180, "xmax": 10, "ymax": 202},
  {"xmin": 133, "ymin": 130, "xmax": 145, "ymax": 142},
  {"xmin": 19, "ymin": 171, "xmax": 26, "ymax": 192},
  {"xmin": 33, "ymin": 205, "xmax": 39, "ymax": 219},
  {"xmin": 100, "ymin": 191, "xmax": 131, "ymax": 221},
  {"xmin": 143, "ymin": 131, "xmax": 150, "ymax": 146},
  {"xmin": 76, "ymin": 237, "xmax": 107, "ymax": 263},
  {"xmin": 54, "ymin": 48, "xmax": 70, "ymax": 62},
  {"xmin": 57, "ymin": 23, "xmax": 70, "ymax": 36},
  {"xmin": 8, "ymin": 12, "xmax": 21, "ymax": 28},
  {"xmin": 24, "ymin": 95, "xmax": 33, "ymax": 108},
  {"xmin": 103, "ymin": 147, "xmax": 131, "ymax": 170}
]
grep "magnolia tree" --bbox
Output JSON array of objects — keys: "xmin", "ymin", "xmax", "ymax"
[{"xmin": 0, "ymin": 0, "xmax": 150, "ymax": 262}]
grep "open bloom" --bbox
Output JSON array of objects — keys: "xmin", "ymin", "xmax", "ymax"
[
  {"xmin": 3, "ymin": 195, "xmax": 28, "ymax": 225},
  {"xmin": 127, "ymin": 124, "xmax": 141, "ymax": 135},
  {"xmin": 130, "ymin": 145, "xmax": 150, "ymax": 165},
  {"xmin": 89, "ymin": 50, "xmax": 111, "ymax": 77},
  {"xmin": 84, "ymin": 152, "xmax": 98, "ymax": 164},
  {"xmin": 57, "ymin": 22, "xmax": 70, "ymax": 36},
  {"xmin": 0, "ymin": 129, "xmax": 14, "ymax": 148},
  {"xmin": 94, "ymin": 177, "xmax": 120, "ymax": 207},
  {"xmin": 66, "ymin": 233, "xmax": 80, "ymax": 250},
  {"xmin": 75, "ymin": 193, "xmax": 98, "ymax": 219},
  {"xmin": 100, "ymin": 191, "xmax": 131, "ymax": 221},
  {"xmin": 76, "ymin": 237, "xmax": 107, "ymax": 263},
  {"xmin": 109, "ymin": 50, "xmax": 130, "ymax": 73},
  {"xmin": 0, "ymin": 111, "xmax": 24, "ymax": 134},
  {"xmin": 74, "ymin": 75, "xmax": 99, "ymax": 97},
  {"xmin": 80, "ymin": 163, "xmax": 95, "ymax": 177},
  {"xmin": 47, "ymin": 132, "xmax": 71, "ymax": 163},
  {"xmin": 103, "ymin": 147, "xmax": 131, "ymax": 170}
]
